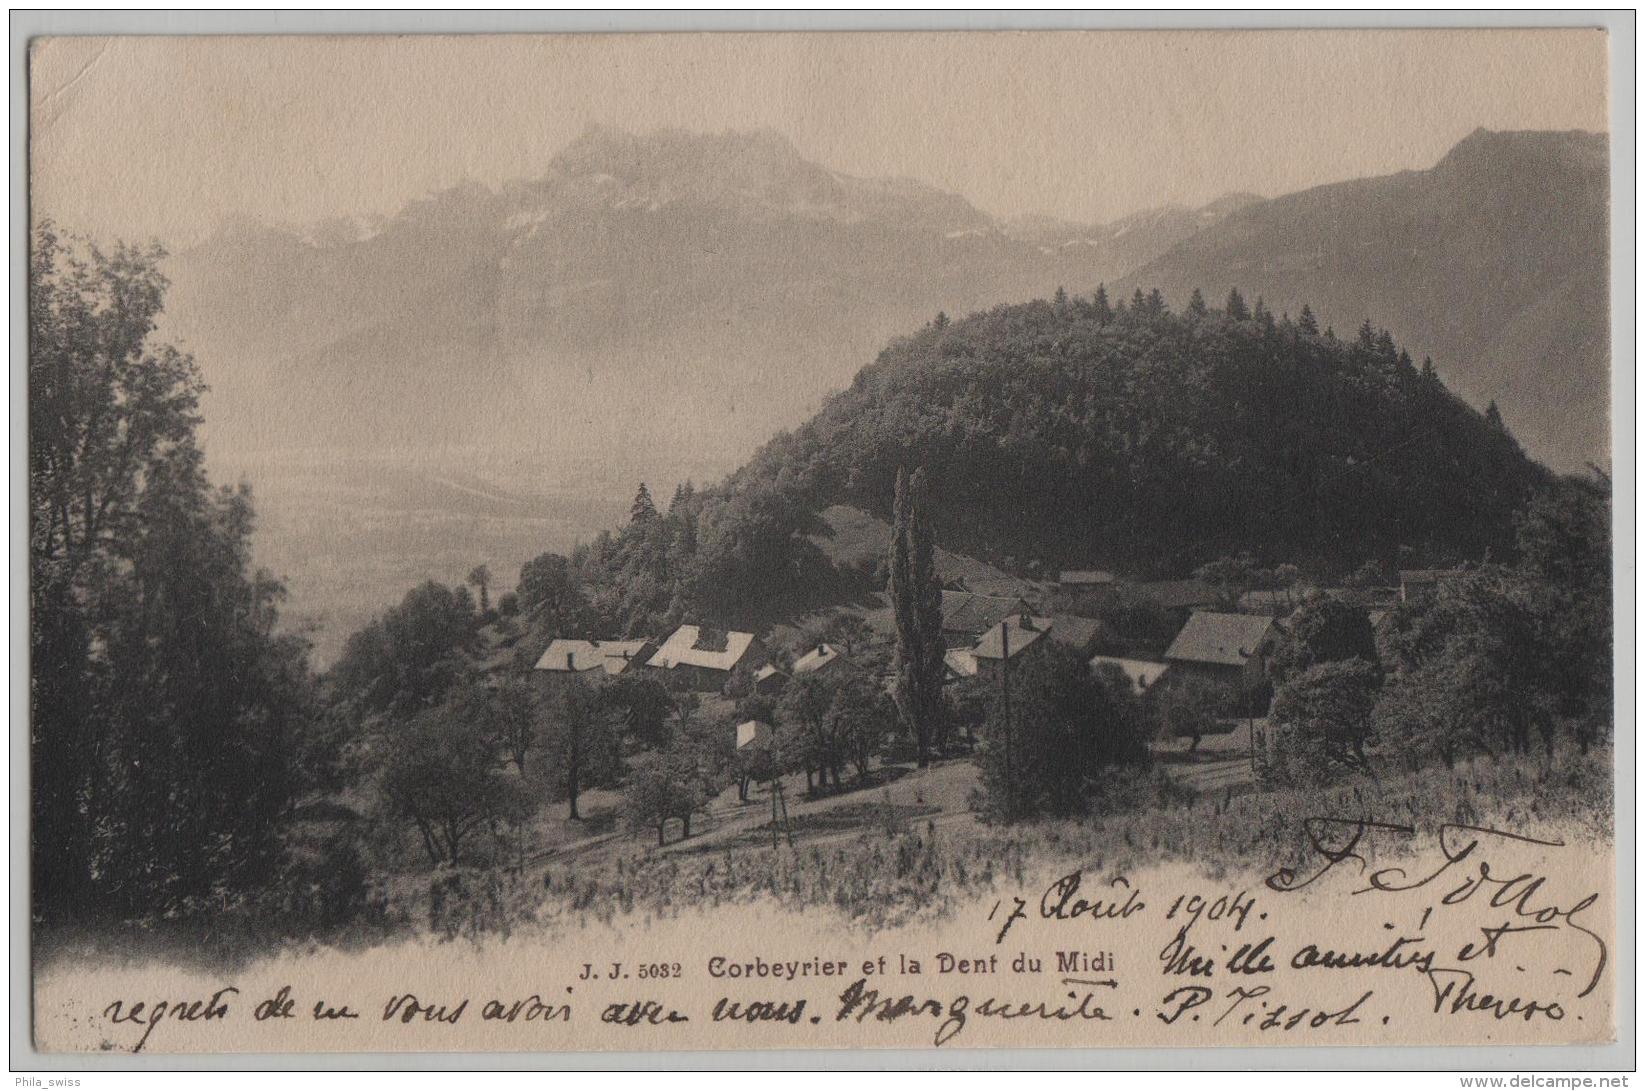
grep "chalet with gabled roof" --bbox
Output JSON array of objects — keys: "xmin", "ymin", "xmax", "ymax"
[
  {"xmin": 647, "ymin": 624, "xmax": 767, "ymax": 692},
  {"xmin": 533, "ymin": 638, "xmax": 656, "ymax": 686},
  {"xmin": 1164, "ymin": 611, "xmax": 1279, "ymax": 687}
]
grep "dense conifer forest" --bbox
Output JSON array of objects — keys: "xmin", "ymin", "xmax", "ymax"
[{"xmin": 732, "ymin": 289, "xmax": 1549, "ymax": 580}]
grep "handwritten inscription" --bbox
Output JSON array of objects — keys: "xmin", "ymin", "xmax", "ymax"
[{"xmin": 79, "ymin": 820, "xmax": 1606, "ymax": 1052}]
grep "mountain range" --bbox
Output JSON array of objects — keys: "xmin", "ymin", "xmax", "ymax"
[
  {"xmin": 160, "ymin": 124, "xmax": 1609, "ymax": 474},
  {"xmin": 156, "ymin": 126, "xmax": 1265, "ymax": 467},
  {"xmin": 1120, "ymin": 128, "xmax": 1610, "ymax": 471}
]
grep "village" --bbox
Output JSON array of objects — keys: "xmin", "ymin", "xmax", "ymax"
[{"xmin": 446, "ymin": 502, "xmax": 1464, "ymax": 864}]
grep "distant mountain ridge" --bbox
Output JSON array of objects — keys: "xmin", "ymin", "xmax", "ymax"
[
  {"xmin": 158, "ymin": 125, "xmax": 1256, "ymax": 465},
  {"xmin": 1121, "ymin": 128, "xmax": 1609, "ymax": 470},
  {"xmin": 160, "ymin": 125, "xmax": 1609, "ymax": 473}
]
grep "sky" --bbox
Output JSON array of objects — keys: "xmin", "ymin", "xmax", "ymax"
[{"xmin": 31, "ymin": 30, "xmax": 1609, "ymax": 247}]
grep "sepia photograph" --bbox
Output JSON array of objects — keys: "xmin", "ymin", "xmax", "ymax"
[{"xmin": 16, "ymin": 19, "xmax": 1629, "ymax": 1068}]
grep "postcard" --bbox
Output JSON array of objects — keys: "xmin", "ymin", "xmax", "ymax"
[{"xmin": 23, "ymin": 28, "xmax": 1620, "ymax": 1058}]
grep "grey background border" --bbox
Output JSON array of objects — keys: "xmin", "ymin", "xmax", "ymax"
[{"xmin": 8, "ymin": 7, "xmax": 1635, "ymax": 1074}]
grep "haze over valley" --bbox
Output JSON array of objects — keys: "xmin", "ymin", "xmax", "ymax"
[{"xmin": 138, "ymin": 123, "xmax": 1610, "ymax": 660}]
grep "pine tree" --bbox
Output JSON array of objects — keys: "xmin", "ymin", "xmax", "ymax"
[
  {"xmin": 1053, "ymin": 286, "xmax": 1068, "ymax": 310},
  {"xmin": 1093, "ymin": 284, "xmax": 1113, "ymax": 326},
  {"xmin": 1225, "ymin": 287, "xmax": 1250, "ymax": 321},
  {"xmin": 1421, "ymin": 356, "xmax": 1439, "ymax": 382},
  {"xmin": 1186, "ymin": 288, "xmax": 1208, "ymax": 318},
  {"xmin": 1130, "ymin": 287, "xmax": 1148, "ymax": 315},
  {"xmin": 1298, "ymin": 304, "xmax": 1320, "ymax": 335},
  {"xmin": 1356, "ymin": 318, "xmax": 1378, "ymax": 349},
  {"xmin": 1486, "ymin": 400, "xmax": 1505, "ymax": 430},
  {"xmin": 630, "ymin": 483, "xmax": 658, "ymax": 524},
  {"xmin": 933, "ymin": 311, "xmax": 949, "ymax": 330},
  {"xmin": 1146, "ymin": 288, "xmax": 1167, "ymax": 316},
  {"xmin": 1252, "ymin": 296, "xmax": 1271, "ymax": 322}
]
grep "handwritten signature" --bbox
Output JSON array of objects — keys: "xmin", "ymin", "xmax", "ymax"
[{"xmin": 1267, "ymin": 818, "xmax": 1607, "ymax": 1006}]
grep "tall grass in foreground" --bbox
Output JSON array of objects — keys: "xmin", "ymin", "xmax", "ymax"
[
  {"xmin": 515, "ymin": 747, "xmax": 1612, "ymax": 935},
  {"xmin": 34, "ymin": 748, "xmax": 1612, "ymax": 971}
]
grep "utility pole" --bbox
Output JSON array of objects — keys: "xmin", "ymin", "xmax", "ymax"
[
  {"xmin": 1000, "ymin": 621, "xmax": 1014, "ymax": 821},
  {"xmin": 769, "ymin": 775, "xmax": 792, "ymax": 850},
  {"xmin": 1239, "ymin": 646, "xmax": 1257, "ymax": 775}
]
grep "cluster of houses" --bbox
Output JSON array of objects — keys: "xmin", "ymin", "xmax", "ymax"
[
  {"xmin": 1057, "ymin": 566, "xmax": 1462, "ymax": 707},
  {"xmin": 515, "ymin": 564, "xmax": 1462, "ymax": 756},
  {"xmin": 531, "ymin": 624, "xmax": 769, "ymax": 691},
  {"xmin": 528, "ymin": 623, "xmax": 856, "ymax": 756}
]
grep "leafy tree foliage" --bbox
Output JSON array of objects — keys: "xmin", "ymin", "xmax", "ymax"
[
  {"xmin": 537, "ymin": 675, "xmax": 622, "ymax": 820},
  {"xmin": 1374, "ymin": 566, "xmax": 1552, "ymax": 766},
  {"xmin": 779, "ymin": 670, "xmax": 846, "ymax": 792},
  {"xmin": 1193, "ymin": 552, "xmax": 1263, "ymax": 609},
  {"xmin": 331, "ymin": 580, "xmax": 477, "ymax": 715},
  {"xmin": 1092, "ymin": 283, "xmax": 1113, "ymax": 326},
  {"xmin": 828, "ymin": 675, "xmax": 896, "ymax": 781},
  {"xmin": 1268, "ymin": 658, "xmax": 1381, "ymax": 783},
  {"xmin": 1514, "ymin": 472, "xmax": 1611, "ymax": 746},
  {"xmin": 488, "ymin": 676, "xmax": 540, "ymax": 773},
  {"xmin": 29, "ymin": 225, "xmax": 315, "ymax": 920},
  {"xmin": 1271, "ymin": 596, "xmax": 1378, "ymax": 682},
  {"xmin": 598, "ymin": 673, "xmax": 675, "ymax": 751},
  {"xmin": 1155, "ymin": 675, "xmax": 1224, "ymax": 751},
  {"xmin": 624, "ymin": 746, "xmax": 715, "ymax": 845},
  {"xmin": 975, "ymin": 643, "xmax": 1148, "ymax": 821},
  {"xmin": 380, "ymin": 699, "xmax": 529, "ymax": 864},
  {"xmin": 515, "ymin": 550, "xmax": 593, "ymax": 636}
]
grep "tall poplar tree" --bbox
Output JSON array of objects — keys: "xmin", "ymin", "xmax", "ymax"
[{"xmin": 888, "ymin": 467, "xmax": 947, "ymax": 766}]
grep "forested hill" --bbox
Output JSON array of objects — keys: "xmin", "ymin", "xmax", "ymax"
[
  {"xmin": 1120, "ymin": 129, "xmax": 1609, "ymax": 471},
  {"xmin": 730, "ymin": 291, "xmax": 1550, "ymax": 579}
]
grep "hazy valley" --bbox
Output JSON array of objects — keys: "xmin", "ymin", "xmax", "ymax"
[{"xmin": 158, "ymin": 124, "xmax": 1609, "ymax": 658}]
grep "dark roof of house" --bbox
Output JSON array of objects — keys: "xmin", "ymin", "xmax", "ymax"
[
  {"xmin": 1237, "ymin": 588, "xmax": 1302, "ymax": 612},
  {"xmin": 1045, "ymin": 614, "xmax": 1103, "ymax": 650},
  {"xmin": 1165, "ymin": 612, "xmax": 1278, "ymax": 668},
  {"xmin": 972, "ymin": 616, "xmax": 1054, "ymax": 660},
  {"xmin": 1059, "ymin": 570, "xmax": 1117, "ymax": 586},
  {"xmin": 793, "ymin": 643, "xmax": 853, "ymax": 675},
  {"xmin": 941, "ymin": 590, "xmax": 1033, "ymax": 633},
  {"xmin": 1127, "ymin": 578, "xmax": 1220, "ymax": 610}
]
